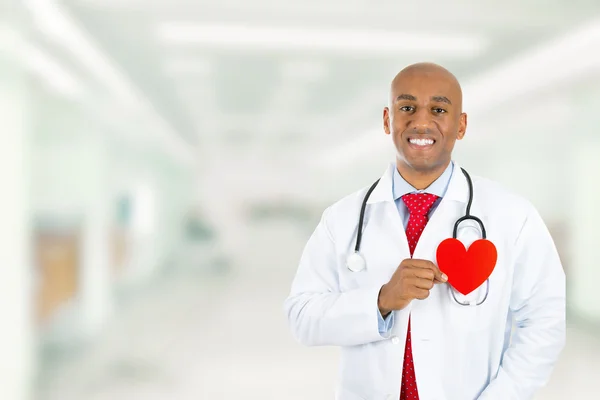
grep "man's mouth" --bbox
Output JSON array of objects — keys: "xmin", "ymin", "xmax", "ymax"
[{"xmin": 407, "ymin": 138, "xmax": 436, "ymax": 149}]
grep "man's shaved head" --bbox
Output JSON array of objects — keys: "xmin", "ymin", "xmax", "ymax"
[
  {"xmin": 389, "ymin": 62, "xmax": 463, "ymax": 113},
  {"xmin": 383, "ymin": 62, "xmax": 467, "ymax": 186}
]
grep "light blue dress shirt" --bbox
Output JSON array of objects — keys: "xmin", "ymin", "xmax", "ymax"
[{"xmin": 377, "ymin": 161, "xmax": 455, "ymax": 335}]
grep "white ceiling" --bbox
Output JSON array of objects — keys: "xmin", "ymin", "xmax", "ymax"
[{"xmin": 12, "ymin": 0, "xmax": 600, "ymax": 213}]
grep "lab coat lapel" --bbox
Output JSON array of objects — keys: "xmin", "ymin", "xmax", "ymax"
[
  {"xmin": 411, "ymin": 161, "xmax": 470, "ymax": 261},
  {"xmin": 360, "ymin": 164, "xmax": 411, "ymax": 277}
]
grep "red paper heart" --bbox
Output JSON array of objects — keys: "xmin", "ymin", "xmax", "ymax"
[{"xmin": 436, "ymin": 238, "xmax": 497, "ymax": 295}]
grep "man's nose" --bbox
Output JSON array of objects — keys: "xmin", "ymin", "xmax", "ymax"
[{"xmin": 408, "ymin": 109, "xmax": 432, "ymax": 131}]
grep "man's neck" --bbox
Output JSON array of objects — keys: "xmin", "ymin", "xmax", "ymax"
[{"xmin": 396, "ymin": 160, "xmax": 450, "ymax": 190}]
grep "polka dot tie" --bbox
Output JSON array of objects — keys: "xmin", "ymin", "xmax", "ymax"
[{"xmin": 399, "ymin": 193, "xmax": 439, "ymax": 400}]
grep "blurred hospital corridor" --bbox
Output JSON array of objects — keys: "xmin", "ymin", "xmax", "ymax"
[
  {"xmin": 2, "ymin": 0, "xmax": 600, "ymax": 399},
  {"xmin": 33, "ymin": 223, "xmax": 600, "ymax": 400}
]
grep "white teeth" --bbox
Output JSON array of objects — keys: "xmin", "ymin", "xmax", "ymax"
[{"xmin": 409, "ymin": 138, "xmax": 434, "ymax": 146}]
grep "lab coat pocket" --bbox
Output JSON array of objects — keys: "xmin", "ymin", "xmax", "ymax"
[
  {"xmin": 446, "ymin": 283, "xmax": 495, "ymax": 332},
  {"xmin": 339, "ymin": 268, "xmax": 375, "ymax": 293}
]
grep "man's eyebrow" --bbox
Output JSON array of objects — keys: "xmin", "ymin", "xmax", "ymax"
[
  {"xmin": 395, "ymin": 94, "xmax": 452, "ymax": 105},
  {"xmin": 432, "ymin": 96, "xmax": 452, "ymax": 105},
  {"xmin": 396, "ymin": 94, "xmax": 417, "ymax": 102}
]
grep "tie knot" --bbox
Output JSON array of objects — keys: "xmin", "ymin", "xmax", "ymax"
[{"xmin": 402, "ymin": 193, "xmax": 439, "ymax": 216}]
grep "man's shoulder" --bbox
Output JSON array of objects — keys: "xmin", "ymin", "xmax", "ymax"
[
  {"xmin": 321, "ymin": 183, "xmax": 375, "ymax": 220},
  {"xmin": 470, "ymin": 173, "xmax": 536, "ymax": 214}
]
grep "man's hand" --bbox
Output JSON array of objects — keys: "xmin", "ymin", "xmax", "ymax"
[{"xmin": 378, "ymin": 259, "xmax": 448, "ymax": 317}]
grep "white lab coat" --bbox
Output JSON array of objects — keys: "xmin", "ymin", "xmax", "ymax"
[{"xmin": 284, "ymin": 162, "xmax": 566, "ymax": 400}]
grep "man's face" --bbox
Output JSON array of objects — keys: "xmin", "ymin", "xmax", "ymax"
[{"xmin": 383, "ymin": 69, "xmax": 467, "ymax": 173}]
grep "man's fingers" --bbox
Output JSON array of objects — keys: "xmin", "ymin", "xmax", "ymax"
[
  {"xmin": 435, "ymin": 270, "xmax": 449, "ymax": 283},
  {"xmin": 405, "ymin": 260, "xmax": 448, "ymax": 283},
  {"xmin": 405, "ymin": 266, "xmax": 447, "ymax": 284},
  {"xmin": 413, "ymin": 288, "xmax": 430, "ymax": 300},
  {"xmin": 410, "ymin": 269, "xmax": 435, "ymax": 281},
  {"xmin": 411, "ymin": 277, "xmax": 434, "ymax": 290}
]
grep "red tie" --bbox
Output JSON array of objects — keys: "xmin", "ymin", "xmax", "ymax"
[{"xmin": 399, "ymin": 193, "xmax": 439, "ymax": 400}]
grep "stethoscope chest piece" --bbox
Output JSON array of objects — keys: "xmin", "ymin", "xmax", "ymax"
[{"xmin": 346, "ymin": 252, "xmax": 366, "ymax": 272}]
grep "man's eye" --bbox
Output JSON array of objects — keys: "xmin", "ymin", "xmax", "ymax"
[
  {"xmin": 433, "ymin": 108, "xmax": 446, "ymax": 113},
  {"xmin": 400, "ymin": 106, "xmax": 414, "ymax": 112}
]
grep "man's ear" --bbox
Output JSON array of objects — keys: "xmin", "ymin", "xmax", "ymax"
[
  {"xmin": 383, "ymin": 107, "xmax": 391, "ymax": 135},
  {"xmin": 457, "ymin": 112, "xmax": 467, "ymax": 140}
]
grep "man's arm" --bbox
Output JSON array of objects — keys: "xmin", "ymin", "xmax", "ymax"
[
  {"xmin": 478, "ymin": 205, "xmax": 566, "ymax": 399},
  {"xmin": 284, "ymin": 208, "xmax": 396, "ymax": 347}
]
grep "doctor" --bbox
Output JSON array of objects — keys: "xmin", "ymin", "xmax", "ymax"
[{"xmin": 284, "ymin": 62, "xmax": 566, "ymax": 400}]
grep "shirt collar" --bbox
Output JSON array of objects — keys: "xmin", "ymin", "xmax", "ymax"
[{"xmin": 392, "ymin": 161, "xmax": 454, "ymax": 200}]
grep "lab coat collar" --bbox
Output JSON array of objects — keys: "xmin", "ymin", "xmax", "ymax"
[
  {"xmin": 366, "ymin": 160, "xmax": 469, "ymax": 204},
  {"xmin": 392, "ymin": 161, "xmax": 453, "ymax": 200}
]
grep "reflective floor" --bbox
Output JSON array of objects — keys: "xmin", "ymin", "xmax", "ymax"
[{"xmin": 34, "ymin": 224, "xmax": 600, "ymax": 400}]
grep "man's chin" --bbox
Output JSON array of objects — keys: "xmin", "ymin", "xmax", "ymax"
[{"xmin": 399, "ymin": 157, "xmax": 443, "ymax": 173}]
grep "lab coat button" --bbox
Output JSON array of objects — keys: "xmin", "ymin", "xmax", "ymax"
[
  {"xmin": 386, "ymin": 395, "xmax": 395, "ymax": 400},
  {"xmin": 391, "ymin": 336, "xmax": 400, "ymax": 345}
]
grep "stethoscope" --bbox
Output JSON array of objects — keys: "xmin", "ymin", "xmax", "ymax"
[{"xmin": 345, "ymin": 167, "xmax": 490, "ymax": 306}]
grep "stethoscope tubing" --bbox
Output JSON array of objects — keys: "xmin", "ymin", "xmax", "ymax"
[{"xmin": 351, "ymin": 167, "xmax": 489, "ymax": 306}]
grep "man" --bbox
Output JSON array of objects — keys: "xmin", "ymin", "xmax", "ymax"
[{"xmin": 284, "ymin": 62, "xmax": 566, "ymax": 400}]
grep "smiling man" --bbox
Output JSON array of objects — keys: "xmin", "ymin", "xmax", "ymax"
[
  {"xmin": 384, "ymin": 63, "xmax": 466, "ymax": 189},
  {"xmin": 284, "ymin": 62, "xmax": 566, "ymax": 400}
]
